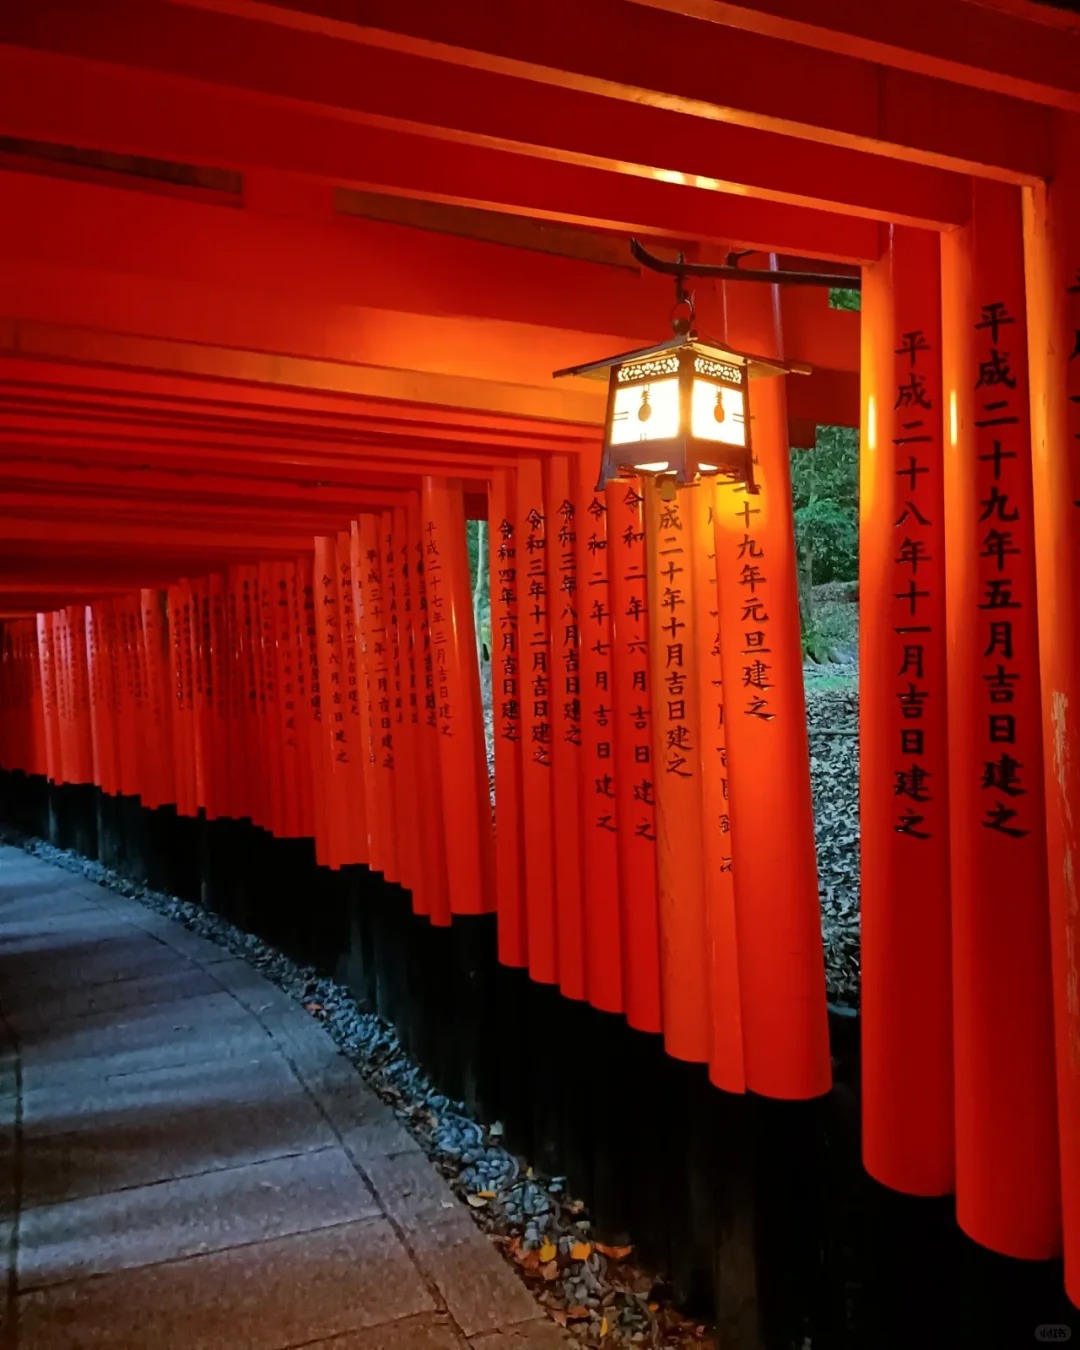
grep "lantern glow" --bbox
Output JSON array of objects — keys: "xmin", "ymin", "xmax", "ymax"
[{"xmin": 554, "ymin": 330, "xmax": 808, "ymax": 492}]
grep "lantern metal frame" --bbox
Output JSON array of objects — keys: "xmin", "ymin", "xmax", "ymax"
[
  {"xmin": 554, "ymin": 328, "xmax": 811, "ymax": 493},
  {"xmin": 554, "ymin": 241, "xmax": 822, "ymax": 492}
]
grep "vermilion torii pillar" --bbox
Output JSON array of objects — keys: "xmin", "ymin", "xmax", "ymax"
[
  {"xmin": 713, "ymin": 268, "xmax": 831, "ymax": 1100},
  {"xmin": 941, "ymin": 179, "xmax": 1060, "ymax": 1261},
  {"xmin": 860, "ymin": 226, "xmax": 953, "ymax": 1197},
  {"xmin": 1023, "ymin": 112, "xmax": 1080, "ymax": 1308}
]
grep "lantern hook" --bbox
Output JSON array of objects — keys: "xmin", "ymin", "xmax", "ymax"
[{"xmin": 669, "ymin": 257, "xmax": 696, "ymax": 336}]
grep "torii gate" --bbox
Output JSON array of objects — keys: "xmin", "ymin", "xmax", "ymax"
[{"xmin": 0, "ymin": 0, "xmax": 1078, "ymax": 1315}]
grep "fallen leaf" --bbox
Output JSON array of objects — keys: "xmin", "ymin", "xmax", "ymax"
[
  {"xmin": 600, "ymin": 1316, "xmax": 609, "ymax": 1336},
  {"xmin": 595, "ymin": 1243, "xmax": 633, "ymax": 1261},
  {"xmin": 569, "ymin": 1241, "xmax": 593, "ymax": 1261},
  {"xmin": 466, "ymin": 1194, "xmax": 489, "ymax": 1208},
  {"xmin": 538, "ymin": 1239, "xmax": 558, "ymax": 1263},
  {"xmin": 550, "ymin": 1311, "xmax": 569, "ymax": 1327},
  {"xmin": 516, "ymin": 1249, "xmax": 541, "ymax": 1272},
  {"xmin": 565, "ymin": 1306, "xmax": 590, "ymax": 1320},
  {"xmin": 477, "ymin": 1190, "xmax": 497, "ymax": 1200},
  {"xmin": 647, "ymin": 1303, "xmax": 659, "ymax": 1313},
  {"xmin": 540, "ymin": 1259, "xmax": 559, "ymax": 1281}
]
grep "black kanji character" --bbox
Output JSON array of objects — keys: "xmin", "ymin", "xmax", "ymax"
[
  {"xmin": 980, "ymin": 752, "xmax": 1025, "ymax": 797},
  {"xmin": 983, "ymin": 801, "xmax": 1026, "ymax": 837},
  {"xmin": 895, "ymin": 762, "xmax": 932, "ymax": 802}
]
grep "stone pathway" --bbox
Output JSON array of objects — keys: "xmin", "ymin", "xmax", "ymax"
[{"xmin": 0, "ymin": 846, "xmax": 567, "ymax": 1350}]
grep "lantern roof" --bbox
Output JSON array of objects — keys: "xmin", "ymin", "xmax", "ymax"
[{"xmin": 552, "ymin": 330, "xmax": 811, "ymax": 383}]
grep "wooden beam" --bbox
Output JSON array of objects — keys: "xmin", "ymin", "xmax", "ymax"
[
  {"xmin": 0, "ymin": 171, "xmax": 859, "ymax": 417},
  {"xmin": 144, "ymin": 0, "xmax": 1053, "ymax": 178},
  {"xmin": 626, "ymin": 0, "xmax": 1080, "ymax": 113},
  {"xmin": 0, "ymin": 359, "xmax": 601, "ymax": 450},
  {"xmin": 0, "ymin": 518, "xmax": 313, "ymax": 553},
  {"xmin": 0, "ymin": 316, "xmax": 610, "ymax": 429},
  {"xmin": 0, "ymin": 42, "xmax": 960, "ymax": 235}
]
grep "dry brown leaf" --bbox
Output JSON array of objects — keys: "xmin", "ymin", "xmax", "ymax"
[
  {"xmin": 647, "ymin": 1303, "xmax": 660, "ymax": 1313},
  {"xmin": 537, "ymin": 1240, "xmax": 557, "ymax": 1264},
  {"xmin": 550, "ymin": 1311, "xmax": 569, "ymax": 1327},
  {"xmin": 516, "ymin": 1249, "xmax": 541, "ymax": 1272},
  {"xmin": 477, "ymin": 1190, "xmax": 496, "ymax": 1200},
  {"xmin": 595, "ymin": 1243, "xmax": 633, "ymax": 1261},
  {"xmin": 565, "ymin": 1306, "xmax": 590, "ymax": 1320},
  {"xmin": 466, "ymin": 1194, "xmax": 489, "ymax": 1208},
  {"xmin": 540, "ymin": 1260, "xmax": 559, "ymax": 1281},
  {"xmin": 569, "ymin": 1241, "xmax": 593, "ymax": 1261},
  {"xmin": 600, "ymin": 1316, "xmax": 609, "ymax": 1336}
]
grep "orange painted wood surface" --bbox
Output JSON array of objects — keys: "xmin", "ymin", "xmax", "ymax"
[
  {"xmin": 859, "ymin": 225, "xmax": 954, "ymax": 1197},
  {"xmin": 1024, "ymin": 115, "xmax": 1080, "ymax": 1306},
  {"xmin": 645, "ymin": 480, "xmax": 710, "ymax": 1065},
  {"xmin": 546, "ymin": 455, "xmax": 586, "ymax": 1002},
  {"xmin": 574, "ymin": 454, "xmax": 623, "ymax": 1014},
  {"xmin": 420, "ymin": 476, "xmax": 493, "ymax": 916},
  {"xmin": 489, "ymin": 468, "xmax": 528, "ymax": 965},
  {"xmin": 694, "ymin": 484, "xmax": 744, "ymax": 1095},
  {"xmin": 713, "ymin": 275, "xmax": 831, "ymax": 1101},
  {"xmin": 606, "ymin": 478, "xmax": 662, "ymax": 1035},
  {"xmin": 941, "ymin": 179, "xmax": 1059, "ymax": 1260}
]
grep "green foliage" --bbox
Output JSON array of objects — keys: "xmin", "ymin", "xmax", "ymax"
[
  {"xmin": 790, "ymin": 425, "xmax": 859, "ymax": 586},
  {"xmin": 801, "ymin": 597, "xmax": 857, "ymax": 665},
  {"xmin": 802, "ymin": 615, "xmax": 838, "ymax": 665},
  {"xmin": 466, "ymin": 518, "xmax": 491, "ymax": 657},
  {"xmin": 828, "ymin": 287, "xmax": 861, "ymax": 312}
]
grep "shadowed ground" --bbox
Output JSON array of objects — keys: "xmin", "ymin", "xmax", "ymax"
[{"xmin": 0, "ymin": 845, "xmax": 568, "ymax": 1350}]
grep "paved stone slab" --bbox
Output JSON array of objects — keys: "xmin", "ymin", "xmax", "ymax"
[
  {"xmin": 19, "ymin": 1049, "xmax": 300, "ymax": 1134},
  {"xmin": 211, "ymin": 956, "xmax": 311, "ymax": 1019},
  {"xmin": 360, "ymin": 1150, "xmax": 462, "ymax": 1228},
  {"xmin": 18, "ymin": 989, "xmax": 254, "ymax": 1062},
  {"xmin": 470, "ymin": 1323, "xmax": 574, "ymax": 1350},
  {"xmin": 0, "ymin": 936, "xmax": 187, "ymax": 993},
  {"xmin": 0, "ymin": 896, "xmax": 99, "ymax": 925},
  {"xmin": 285, "ymin": 1043, "xmax": 410, "ymax": 1144},
  {"xmin": 0, "ymin": 1043, "xmax": 16, "ymax": 1225},
  {"xmin": 20, "ymin": 1147, "xmax": 381, "ymax": 1289},
  {"xmin": 301, "ymin": 1313, "xmax": 463, "ymax": 1350},
  {"xmin": 21, "ymin": 1018, "xmax": 274, "ymax": 1088},
  {"xmin": 0, "ymin": 911, "xmax": 128, "ymax": 944},
  {"xmin": 22, "ymin": 1057, "xmax": 337, "ymax": 1205},
  {"xmin": 402, "ymin": 1210, "xmax": 547, "ymax": 1338},
  {"xmin": 1, "ymin": 845, "xmax": 556, "ymax": 1348},
  {"xmin": 340, "ymin": 1116, "xmax": 426, "ymax": 1165},
  {"xmin": 110, "ymin": 910, "xmax": 239, "ymax": 966},
  {"xmin": 5, "ymin": 962, "xmax": 224, "ymax": 1032},
  {"xmin": 17, "ymin": 1218, "xmax": 436, "ymax": 1350}
]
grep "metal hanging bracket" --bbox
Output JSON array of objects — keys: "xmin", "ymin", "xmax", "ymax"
[{"xmin": 629, "ymin": 238, "xmax": 861, "ymax": 292}]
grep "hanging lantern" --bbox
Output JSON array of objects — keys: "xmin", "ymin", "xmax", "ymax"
[{"xmin": 553, "ymin": 255, "xmax": 811, "ymax": 492}]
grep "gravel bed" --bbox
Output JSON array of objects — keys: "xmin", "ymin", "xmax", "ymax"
[
  {"xmin": 3, "ymin": 829, "xmax": 719, "ymax": 1350},
  {"xmin": 804, "ymin": 666, "xmax": 860, "ymax": 1005}
]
